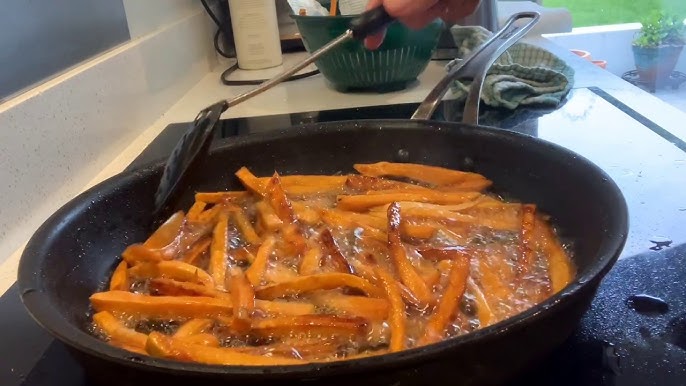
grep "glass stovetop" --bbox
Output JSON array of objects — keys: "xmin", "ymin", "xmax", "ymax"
[{"xmin": 3, "ymin": 86, "xmax": 686, "ymax": 386}]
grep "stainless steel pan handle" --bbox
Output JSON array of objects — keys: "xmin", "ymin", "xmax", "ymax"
[{"xmin": 411, "ymin": 12, "xmax": 541, "ymax": 124}]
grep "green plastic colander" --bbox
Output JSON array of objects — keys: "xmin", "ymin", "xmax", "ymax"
[{"xmin": 291, "ymin": 14, "xmax": 444, "ymax": 92}]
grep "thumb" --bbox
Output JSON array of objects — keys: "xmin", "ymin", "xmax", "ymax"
[{"xmin": 362, "ymin": 0, "xmax": 386, "ymax": 50}]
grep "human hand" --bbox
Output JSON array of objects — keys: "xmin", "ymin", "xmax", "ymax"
[{"xmin": 364, "ymin": 0, "xmax": 482, "ymax": 50}]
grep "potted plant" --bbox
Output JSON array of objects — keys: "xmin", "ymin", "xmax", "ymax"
[{"xmin": 632, "ymin": 11, "xmax": 685, "ymax": 87}]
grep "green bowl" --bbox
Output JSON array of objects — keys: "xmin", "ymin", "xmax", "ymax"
[{"xmin": 291, "ymin": 15, "xmax": 444, "ymax": 92}]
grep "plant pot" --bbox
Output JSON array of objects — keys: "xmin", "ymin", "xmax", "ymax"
[{"xmin": 632, "ymin": 44, "xmax": 684, "ymax": 86}]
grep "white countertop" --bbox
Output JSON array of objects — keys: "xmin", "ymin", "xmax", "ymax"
[{"xmin": 2, "ymin": 35, "xmax": 684, "ymax": 296}]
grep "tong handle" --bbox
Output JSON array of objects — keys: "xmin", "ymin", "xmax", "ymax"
[
  {"xmin": 349, "ymin": 6, "xmax": 395, "ymax": 39},
  {"xmin": 411, "ymin": 12, "xmax": 541, "ymax": 123}
]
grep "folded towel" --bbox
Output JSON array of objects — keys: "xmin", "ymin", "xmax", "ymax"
[{"xmin": 447, "ymin": 25, "xmax": 575, "ymax": 110}]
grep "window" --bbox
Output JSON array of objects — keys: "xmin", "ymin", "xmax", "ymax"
[
  {"xmin": 544, "ymin": 0, "xmax": 686, "ymax": 27},
  {"xmin": 0, "ymin": 0, "xmax": 130, "ymax": 101}
]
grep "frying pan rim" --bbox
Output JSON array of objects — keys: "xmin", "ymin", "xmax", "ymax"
[{"xmin": 18, "ymin": 119, "xmax": 628, "ymax": 377}]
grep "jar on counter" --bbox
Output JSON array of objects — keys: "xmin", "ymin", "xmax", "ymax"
[{"xmin": 228, "ymin": 0, "xmax": 283, "ymax": 70}]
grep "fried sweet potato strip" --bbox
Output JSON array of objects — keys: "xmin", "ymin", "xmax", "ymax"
[
  {"xmin": 337, "ymin": 191, "xmax": 480, "ymax": 212},
  {"xmin": 245, "ymin": 236, "xmax": 276, "ymax": 286},
  {"xmin": 109, "ymin": 261, "xmax": 129, "ymax": 291},
  {"xmin": 144, "ymin": 211, "xmax": 185, "ymax": 249},
  {"xmin": 181, "ymin": 237, "xmax": 211, "ymax": 265},
  {"xmin": 320, "ymin": 209, "xmax": 387, "ymax": 242},
  {"xmin": 235, "ymin": 167, "xmax": 266, "ymax": 197},
  {"xmin": 345, "ymin": 175, "xmax": 432, "ymax": 192},
  {"xmin": 519, "ymin": 204, "xmax": 537, "ymax": 274},
  {"xmin": 194, "ymin": 192, "xmax": 249, "ymax": 204},
  {"xmin": 319, "ymin": 229, "xmax": 354, "ymax": 274},
  {"xmin": 420, "ymin": 257, "xmax": 470, "ymax": 345},
  {"xmin": 266, "ymin": 173, "xmax": 307, "ymax": 255},
  {"xmin": 174, "ymin": 319, "xmax": 213, "ymax": 338},
  {"xmin": 128, "ymin": 261, "xmax": 214, "ymax": 288},
  {"xmin": 299, "ymin": 246, "xmax": 322, "ymax": 276},
  {"xmin": 467, "ymin": 278, "xmax": 494, "ymax": 328},
  {"xmin": 233, "ymin": 209, "xmax": 260, "ymax": 245},
  {"xmin": 354, "ymin": 162, "xmax": 490, "ymax": 187},
  {"xmin": 228, "ymin": 268, "xmax": 255, "ymax": 333},
  {"xmin": 417, "ymin": 246, "xmax": 474, "ymax": 262},
  {"xmin": 186, "ymin": 201, "xmax": 208, "ymax": 221},
  {"xmin": 255, "ymin": 201, "xmax": 283, "ymax": 232},
  {"xmin": 209, "ymin": 212, "xmax": 231, "ymax": 290},
  {"xmin": 255, "ymin": 273, "xmax": 382, "ymax": 299},
  {"xmin": 387, "ymin": 203, "xmax": 433, "ymax": 305},
  {"xmin": 373, "ymin": 267, "xmax": 405, "ymax": 352},
  {"xmin": 121, "ymin": 244, "xmax": 165, "ymax": 265},
  {"xmin": 177, "ymin": 333, "xmax": 221, "ymax": 347},
  {"xmin": 254, "ymin": 300, "xmax": 316, "ymax": 316},
  {"xmin": 291, "ymin": 202, "xmax": 321, "ymax": 225},
  {"xmin": 149, "ymin": 278, "xmax": 218, "ymax": 297},
  {"xmin": 93, "ymin": 311, "xmax": 147, "ymax": 353},
  {"xmin": 90, "ymin": 291, "xmax": 232, "ymax": 319},
  {"xmin": 311, "ymin": 292, "xmax": 389, "ymax": 321},
  {"xmin": 258, "ymin": 175, "xmax": 347, "ymax": 192},
  {"xmin": 251, "ymin": 315, "xmax": 369, "ymax": 338},
  {"xmin": 537, "ymin": 221, "xmax": 574, "ymax": 293},
  {"xmin": 146, "ymin": 332, "xmax": 303, "ymax": 365}
]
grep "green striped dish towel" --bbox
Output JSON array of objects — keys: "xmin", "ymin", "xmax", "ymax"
[{"xmin": 447, "ymin": 25, "xmax": 574, "ymax": 110}]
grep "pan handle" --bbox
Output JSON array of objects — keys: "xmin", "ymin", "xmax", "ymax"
[{"xmin": 411, "ymin": 12, "xmax": 541, "ymax": 124}]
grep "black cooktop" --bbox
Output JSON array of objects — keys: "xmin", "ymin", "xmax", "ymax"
[{"xmin": 3, "ymin": 87, "xmax": 686, "ymax": 385}]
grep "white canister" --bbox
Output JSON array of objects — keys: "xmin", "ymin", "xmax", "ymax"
[{"xmin": 228, "ymin": 0, "xmax": 283, "ymax": 70}]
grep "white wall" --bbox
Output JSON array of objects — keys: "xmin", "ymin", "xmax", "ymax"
[
  {"xmin": 545, "ymin": 24, "xmax": 686, "ymax": 77},
  {"xmin": 123, "ymin": 0, "xmax": 204, "ymax": 39}
]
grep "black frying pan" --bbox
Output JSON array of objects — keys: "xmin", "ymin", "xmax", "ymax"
[{"xmin": 17, "ymin": 11, "xmax": 628, "ymax": 386}]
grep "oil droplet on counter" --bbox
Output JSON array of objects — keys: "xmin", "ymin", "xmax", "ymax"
[
  {"xmin": 649, "ymin": 237, "xmax": 672, "ymax": 251},
  {"xmin": 626, "ymin": 294, "xmax": 669, "ymax": 315},
  {"xmin": 601, "ymin": 341, "xmax": 622, "ymax": 375}
]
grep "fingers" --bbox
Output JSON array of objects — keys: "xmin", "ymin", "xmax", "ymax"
[
  {"xmin": 442, "ymin": 0, "xmax": 482, "ymax": 23},
  {"xmin": 364, "ymin": 0, "xmax": 388, "ymax": 50}
]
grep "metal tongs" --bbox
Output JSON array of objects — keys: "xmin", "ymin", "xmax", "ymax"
[{"xmin": 152, "ymin": 9, "xmax": 540, "ymax": 224}]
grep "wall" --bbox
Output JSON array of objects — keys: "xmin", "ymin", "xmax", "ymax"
[
  {"xmin": 0, "ymin": 1, "xmax": 218, "ymax": 264},
  {"xmin": 545, "ymin": 24, "xmax": 686, "ymax": 77},
  {"xmin": 0, "ymin": 0, "xmax": 130, "ymax": 101}
]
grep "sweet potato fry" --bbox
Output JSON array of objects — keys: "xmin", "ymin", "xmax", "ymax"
[
  {"xmin": 258, "ymin": 175, "xmax": 347, "ymax": 191},
  {"xmin": 291, "ymin": 201, "xmax": 321, "ymax": 225},
  {"xmin": 337, "ymin": 191, "xmax": 480, "ymax": 212},
  {"xmin": 235, "ymin": 167, "xmax": 266, "ymax": 197},
  {"xmin": 128, "ymin": 261, "xmax": 214, "ymax": 288},
  {"xmin": 345, "ymin": 175, "xmax": 432, "ymax": 192},
  {"xmin": 109, "ymin": 261, "xmax": 129, "ymax": 291},
  {"xmin": 467, "ymin": 278, "xmax": 494, "ymax": 328},
  {"xmin": 420, "ymin": 257, "xmax": 470, "ymax": 345},
  {"xmin": 233, "ymin": 209, "xmax": 260, "ymax": 245},
  {"xmin": 121, "ymin": 244, "xmax": 165, "ymax": 265},
  {"xmin": 319, "ymin": 228, "xmax": 354, "ymax": 274},
  {"xmin": 177, "ymin": 333, "xmax": 220, "ymax": 347},
  {"xmin": 393, "ymin": 202, "xmax": 479, "ymax": 224},
  {"xmin": 373, "ymin": 267, "xmax": 405, "ymax": 352},
  {"xmin": 228, "ymin": 268, "xmax": 255, "ymax": 333},
  {"xmin": 193, "ymin": 204, "xmax": 225, "ymax": 225},
  {"xmin": 254, "ymin": 300, "xmax": 316, "ymax": 316},
  {"xmin": 266, "ymin": 173, "xmax": 297, "ymax": 222},
  {"xmin": 174, "ymin": 319, "xmax": 213, "ymax": 338},
  {"xmin": 519, "ymin": 204, "xmax": 537, "ymax": 275},
  {"xmin": 255, "ymin": 201, "xmax": 283, "ymax": 232},
  {"xmin": 93, "ymin": 311, "xmax": 147, "ymax": 352},
  {"xmin": 310, "ymin": 292, "xmax": 389, "ymax": 321},
  {"xmin": 90, "ymin": 291, "xmax": 232, "ymax": 319},
  {"xmin": 354, "ymin": 162, "xmax": 490, "ymax": 187},
  {"xmin": 255, "ymin": 273, "xmax": 383, "ymax": 299},
  {"xmin": 187, "ymin": 201, "xmax": 208, "ymax": 221},
  {"xmin": 181, "ymin": 237, "xmax": 211, "ymax": 265},
  {"xmin": 245, "ymin": 236, "xmax": 276, "ymax": 286},
  {"xmin": 210, "ymin": 212, "xmax": 230, "ymax": 290},
  {"xmin": 401, "ymin": 221, "xmax": 438, "ymax": 239},
  {"xmin": 195, "ymin": 192, "xmax": 249, "ymax": 204},
  {"xmin": 239, "ymin": 340, "xmax": 340, "ymax": 360},
  {"xmin": 234, "ymin": 246, "xmax": 257, "ymax": 264},
  {"xmin": 387, "ymin": 203, "xmax": 433, "ymax": 305},
  {"xmin": 250, "ymin": 315, "xmax": 369, "ymax": 339},
  {"xmin": 320, "ymin": 209, "xmax": 387, "ymax": 242},
  {"xmin": 417, "ymin": 246, "xmax": 475, "ymax": 262},
  {"xmin": 299, "ymin": 246, "xmax": 322, "ymax": 276},
  {"xmin": 435, "ymin": 178, "xmax": 493, "ymax": 192},
  {"xmin": 149, "ymin": 278, "xmax": 218, "ymax": 297},
  {"xmin": 146, "ymin": 332, "xmax": 303, "ymax": 365},
  {"xmin": 144, "ymin": 211, "xmax": 185, "ymax": 249},
  {"xmin": 537, "ymin": 221, "xmax": 574, "ymax": 293},
  {"xmin": 265, "ymin": 262, "xmax": 299, "ymax": 284}
]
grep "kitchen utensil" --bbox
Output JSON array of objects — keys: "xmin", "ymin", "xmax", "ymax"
[
  {"xmin": 18, "ymin": 11, "xmax": 628, "ymax": 386},
  {"xmin": 329, "ymin": 0, "xmax": 338, "ymax": 16},
  {"xmin": 151, "ymin": 6, "xmax": 394, "ymax": 225},
  {"xmin": 291, "ymin": 14, "xmax": 443, "ymax": 92}
]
